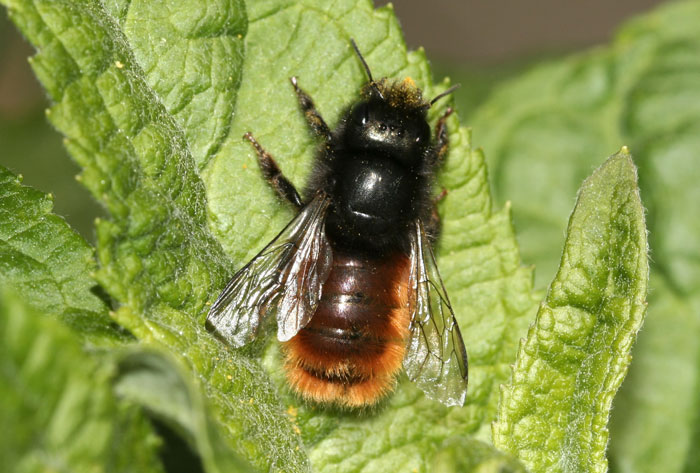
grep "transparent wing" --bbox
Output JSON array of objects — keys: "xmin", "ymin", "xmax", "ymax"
[
  {"xmin": 206, "ymin": 194, "xmax": 332, "ymax": 347},
  {"xmin": 404, "ymin": 220, "xmax": 468, "ymax": 407}
]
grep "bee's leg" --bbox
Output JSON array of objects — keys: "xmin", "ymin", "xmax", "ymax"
[
  {"xmin": 243, "ymin": 132, "xmax": 304, "ymax": 209},
  {"xmin": 423, "ymin": 108, "xmax": 453, "ymax": 239},
  {"xmin": 290, "ymin": 77, "xmax": 332, "ymax": 142},
  {"xmin": 432, "ymin": 107, "xmax": 454, "ymax": 168},
  {"xmin": 425, "ymin": 188, "xmax": 448, "ymax": 240}
]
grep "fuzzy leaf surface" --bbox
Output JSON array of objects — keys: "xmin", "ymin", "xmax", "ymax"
[
  {"xmin": 0, "ymin": 165, "xmax": 121, "ymax": 345},
  {"xmin": 493, "ymin": 150, "xmax": 649, "ymax": 473},
  {"xmin": 116, "ymin": 0, "xmax": 247, "ymax": 169}
]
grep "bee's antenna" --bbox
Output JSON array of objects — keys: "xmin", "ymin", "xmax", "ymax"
[
  {"xmin": 350, "ymin": 38, "xmax": 384, "ymax": 100},
  {"xmin": 429, "ymin": 84, "xmax": 460, "ymax": 107}
]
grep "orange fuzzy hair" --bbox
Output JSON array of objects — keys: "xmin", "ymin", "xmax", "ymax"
[{"xmin": 282, "ymin": 255, "xmax": 413, "ymax": 408}]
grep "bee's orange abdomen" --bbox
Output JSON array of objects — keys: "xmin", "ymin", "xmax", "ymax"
[{"xmin": 283, "ymin": 250, "xmax": 412, "ymax": 407}]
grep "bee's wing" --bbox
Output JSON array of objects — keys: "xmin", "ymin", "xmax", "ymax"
[
  {"xmin": 206, "ymin": 193, "xmax": 332, "ymax": 347},
  {"xmin": 404, "ymin": 220, "xmax": 468, "ymax": 407}
]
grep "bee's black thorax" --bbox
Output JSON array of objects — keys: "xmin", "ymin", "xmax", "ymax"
[{"xmin": 305, "ymin": 83, "xmax": 436, "ymax": 255}]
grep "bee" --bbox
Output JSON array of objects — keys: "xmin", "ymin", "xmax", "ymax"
[{"xmin": 206, "ymin": 40, "xmax": 468, "ymax": 408}]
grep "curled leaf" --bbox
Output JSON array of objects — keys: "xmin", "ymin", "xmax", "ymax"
[{"xmin": 493, "ymin": 150, "xmax": 649, "ymax": 473}]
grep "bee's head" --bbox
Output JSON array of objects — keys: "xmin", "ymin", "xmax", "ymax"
[
  {"xmin": 343, "ymin": 40, "xmax": 458, "ymax": 167},
  {"xmin": 344, "ymin": 83, "xmax": 429, "ymax": 166}
]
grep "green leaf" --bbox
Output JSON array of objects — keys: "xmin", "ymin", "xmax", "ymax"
[
  {"xmin": 493, "ymin": 150, "xmax": 649, "ymax": 472},
  {"xmin": 0, "ymin": 289, "xmax": 164, "ymax": 473},
  {"xmin": 2, "ymin": 0, "xmax": 306, "ymax": 471},
  {"xmin": 113, "ymin": 349, "xmax": 256, "ymax": 473},
  {"xmin": 35, "ymin": 0, "xmax": 232, "ymax": 318},
  {"xmin": 116, "ymin": 0, "xmax": 247, "ymax": 169},
  {"xmin": 465, "ymin": 2, "xmax": 700, "ymax": 471},
  {"xmin": 430, "ymin": 437, "xmax": 527, "ymax": 473},
  {"xmin": 0, "ymin": 165, "xmax": 122, "ymax": 345}
]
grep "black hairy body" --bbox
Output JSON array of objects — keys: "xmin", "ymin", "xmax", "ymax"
[
  {"xmin": 206, "ymin": 41, "xmax": 468, "ymax": 408},
  {"xmin": 303, "ymin": 78, "xmax": 440, "ymax": 255}
]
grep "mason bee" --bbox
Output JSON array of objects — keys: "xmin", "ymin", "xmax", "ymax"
[{"xmin": 207, "ymin": 40, "xmax": 467, "ymax": 407}]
